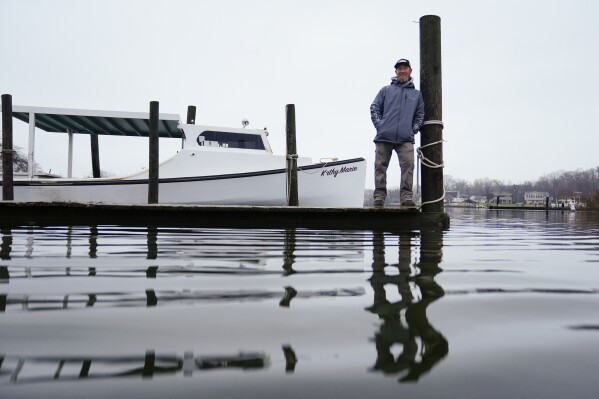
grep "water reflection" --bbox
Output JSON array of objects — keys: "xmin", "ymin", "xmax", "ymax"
[
  {"xmin": 0, "ymin": 226, "xmax": 366, "ymax": 312},
  {"xmin": 0, "ymin": 223, "xmax": 451, "ymax": 389},
  {"xmin": 0, "ymin": 350, "xmax": 271, "ymax": 384},
  {"xmin": 0, "ymin": 287, "xmax": 367, "ymax": 312},
  {"xmin": 0, "ymin": 225, "xmax": 367, "ymax": 264},
  {"xmin": 366, "ymin": 230, "xmax": 448, "ymax": 382}
]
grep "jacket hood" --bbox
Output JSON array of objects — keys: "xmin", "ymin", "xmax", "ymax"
[{"xmin": 390, "ymin": 77, "xmax": 415, "ymax": 88}]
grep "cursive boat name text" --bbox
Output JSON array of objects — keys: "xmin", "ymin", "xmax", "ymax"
[{"xmin": 320, "ymin": 166, "xmax": 357, "ymax": 178}]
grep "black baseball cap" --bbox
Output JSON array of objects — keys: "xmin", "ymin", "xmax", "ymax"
[{"xmin": 394, "ymin": 58, "xmax": 411, "ymax": 68}]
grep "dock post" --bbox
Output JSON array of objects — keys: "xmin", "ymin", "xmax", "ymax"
[
  {"xmin": 1, "ymin": 94, "xmax": 14, "ymax": 201},
  {"xmin": 186, "ymin": 106, "xmax": 196, "ymax": 124},
  {"xmin": 90, "ymin": 133, "xmax": 101, "ymax": 178},
  {"xmin": 419, "ymin": 15, "xmax": 444, "ymax": 213},
  {"xmin": 148, "ymin": 101, "xmax": 159, "ymax": 204},
  {"xmin": 285, "ymin": 104, "xmax": 299, "ymax": 206},
  {"xmin": 545, "ymin": 196, "xmax": 549, "ymax": 209}
]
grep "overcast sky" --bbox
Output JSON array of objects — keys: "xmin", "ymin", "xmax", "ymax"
[{"xmin": 1, "ymin": 0, "xmax": 598, "ymax": 188}]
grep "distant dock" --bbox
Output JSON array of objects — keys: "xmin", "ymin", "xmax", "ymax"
[
  {"xmin": 0, "ymin": 202, "xmax": 450, "ymax": 231},
  {"xmin": 488, "ymin": 205, "xmax": 573, "ymax": 211}
]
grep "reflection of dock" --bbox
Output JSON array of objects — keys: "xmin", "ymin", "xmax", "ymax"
[
  {"xmin": 0, "ymin": 286, "xmax": 365, "ymax": 313},
  {"xmin": 0, "ymin": 350, "xmax": 273, "ymax": 385},
  {"xmin": 0, "ymin": 201, "xmax": 449, "ymax": 230}
]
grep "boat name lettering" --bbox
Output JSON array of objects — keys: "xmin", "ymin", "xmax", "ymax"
[{"xmin": 320, "ymin": 166, "xmax": 357, "ymax": 177}]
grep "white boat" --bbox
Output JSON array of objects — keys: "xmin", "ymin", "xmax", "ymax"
[{"xmin": 2, "ymin": 106, "xmax": 366, "ymax": 207}]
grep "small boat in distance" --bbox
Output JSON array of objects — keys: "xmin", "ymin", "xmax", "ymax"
[{"xmin": 3, "ymin": 106, "xmax": 366, "ymax": 207}]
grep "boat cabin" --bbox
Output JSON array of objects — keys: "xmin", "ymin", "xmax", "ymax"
[
  {"xmin": 6, "ymin": 105, "xmax": 272, "ymax": 179},
  {"xmin": 181, "ymin": 124, "xmax": 272, "ymax": 153}
]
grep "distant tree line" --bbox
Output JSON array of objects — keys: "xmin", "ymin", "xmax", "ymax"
[
  {"xmin": 444, "ymin": 166, "xmax": 599, "ymax": 202},
  {"xmin": 365, "ymin": 166, "xmax": 599, "ymax": 209}
]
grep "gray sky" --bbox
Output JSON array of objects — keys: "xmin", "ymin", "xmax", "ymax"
[{"xmin": 2, "ymin": 0, "xmax": 598, "ymax": 188}]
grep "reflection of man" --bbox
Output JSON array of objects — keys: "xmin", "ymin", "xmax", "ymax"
[{"xmin": 367, "ymin": 231, "xmax": 447, "ymax": 382}]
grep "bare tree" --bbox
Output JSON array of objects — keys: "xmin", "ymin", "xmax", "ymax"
[{"xmin": 0, "ymin": 144, "xmax": 40, "ymax": 173}]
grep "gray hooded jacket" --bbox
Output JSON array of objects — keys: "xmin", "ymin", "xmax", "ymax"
[{"xmin": 370, "ymin": 77, "xmax": 425, "ymax": 144}]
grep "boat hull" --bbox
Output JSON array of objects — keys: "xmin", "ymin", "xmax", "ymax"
[{"xmin": 6, "ymin": 158, "xmax": 366, "ymax": 207}]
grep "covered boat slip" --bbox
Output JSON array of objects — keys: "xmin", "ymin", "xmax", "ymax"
[
  {"xmin": 10, "ymin": 105, "xmax": 182, "ymax": 179},
  {"xmin": 2, "ymin": 104, "xmax": 450, "ymax": 230},
  {"xmin": 3, "ymin": 104, "xmax": 369, "ymax": 207}
]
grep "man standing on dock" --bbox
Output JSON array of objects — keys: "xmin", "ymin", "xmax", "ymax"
[{"xmin": 370, "ymin": 58, "xmax": 425, "ymax": 208}]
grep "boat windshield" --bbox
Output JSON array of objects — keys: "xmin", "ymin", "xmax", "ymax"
[{"xmin": 197, "ymin": 131, "xmax": 265, "ymax": 150}]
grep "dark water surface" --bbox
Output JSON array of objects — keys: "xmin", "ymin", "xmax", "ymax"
[{"xmin": 1, "ymin": 209, "xmax": 598, "ymax": 398}]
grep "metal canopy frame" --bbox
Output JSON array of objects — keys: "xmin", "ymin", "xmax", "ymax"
[{"xmin": 10, "ymin": 105, "xmax": 184, "ymax": 178}]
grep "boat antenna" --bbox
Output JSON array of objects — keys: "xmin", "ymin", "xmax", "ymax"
[{"xmin": 242, "ymin": 119, "xmax": 249, "ymax": 128}]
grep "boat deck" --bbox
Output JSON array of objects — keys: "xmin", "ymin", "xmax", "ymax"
[{"xmin": 0, "ymin": 202, "xmax": 449, "ymax": 231}]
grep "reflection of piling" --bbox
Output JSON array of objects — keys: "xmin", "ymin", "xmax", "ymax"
[
  {"xmin": 148, "ymin": 101, "xmax": 159, "ymax": 204},
  {"xmin": 142, "ymin": 350, "xmax": 156, "ymax": 378},
  {"xmin": 282, "ymin": 345, "xmax": 298, "ymax": 373},
  {"xmin": 282, "ymin": 228, "xmax": 296, "ymax": 275},
  {"xmin": 1, "ymin": 228, "xmax": 12, "ymax": 260},
  {"xmin": 285, "ymin": 104, "xmax": 299, "ymax": 206},
  {"xmin": 2, "ymin": 94, "xmax": 14, "ymax": 200},
  {"xmin": 88, "ymin": 226, "xmax": 98, "ymax": 258},
  {"xmin": 146, "ymin": 289, "xmax": 158, "ymax": 307},
  {"xmin": 147, "ymin": 226, "xmax": 158, "ymax": 260},
  {"xmin": 419, "ymin": 16, "xmax": 444, "ymax": 213}
]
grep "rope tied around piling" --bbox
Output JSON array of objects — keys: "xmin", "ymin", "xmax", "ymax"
[
  {"xmin": 416, "ymin": 120, "xmax": 446, "ymax": 208},
  {"xmin": 1, "ymin": 149, "xmax": 16, "ymax": 154},
  {"xmin": 421, "ymin": 120, "xmax": 444, "ymax": 128}
]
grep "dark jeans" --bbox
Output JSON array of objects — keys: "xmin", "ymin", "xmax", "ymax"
[{"xmin": 373, "ymin": 142, "xmax": 414, "ymax": 203}]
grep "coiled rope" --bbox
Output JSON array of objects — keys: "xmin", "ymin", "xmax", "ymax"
[{"xmin": 416, "ymin": 120, "xmax": 446, "ymax": 208}]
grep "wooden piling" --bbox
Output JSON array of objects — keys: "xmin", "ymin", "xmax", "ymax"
[
  {"xmin": 186, "ymin": 106, "xmax": 196, "ymax": 124},
  {"xmin": 90, "ymin": 133, "xmax": 101, "ymax": 178},
  {"xmin": 419, "ymin": 15, "xmax": 444, "ymax": 213},
  {"xmin": 285, "ymin": 104, "xmax": 299, "ymax": 206},
  {"xmin": 1, "ymin": 94, "xmax": 14, "ymax": 201},
  {"xmin": 148, "ymin": 101, "xmax": 159, "ymax": 204}
]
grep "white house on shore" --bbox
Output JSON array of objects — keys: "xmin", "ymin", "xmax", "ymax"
[{"xmin": 524, "ymin": 191, "xmax": 550, "ymax": 205}]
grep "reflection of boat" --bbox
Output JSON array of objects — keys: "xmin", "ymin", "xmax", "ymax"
[
  {"xmin": 0, "ymin": 286, "xmax": 366, "ymax": 312},
  {"xmin": 5, "ymin": 106, "xmax": 366, "ymax": 207},
  {"xmin": 0, "ymin": 351, "xmax": 269, "ymax": 385}
]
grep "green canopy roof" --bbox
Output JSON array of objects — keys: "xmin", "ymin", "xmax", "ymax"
[{"xmin": 11, "ymin": 105, "xmax": 183, "ymax": 138}]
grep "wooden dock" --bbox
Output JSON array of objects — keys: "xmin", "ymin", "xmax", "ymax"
[{"xmin": 0, "ymin": 202, "xmax": 450, "ymax": 231}]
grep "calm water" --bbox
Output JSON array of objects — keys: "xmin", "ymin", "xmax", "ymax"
[{"xmin": 1, "ymin": 208, "xmax": 598, "ymax": 398}]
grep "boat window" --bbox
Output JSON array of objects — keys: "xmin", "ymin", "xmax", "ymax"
[{"xmin": 197, "ymin": 131, "xmax": 265, "ymax": 150}]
